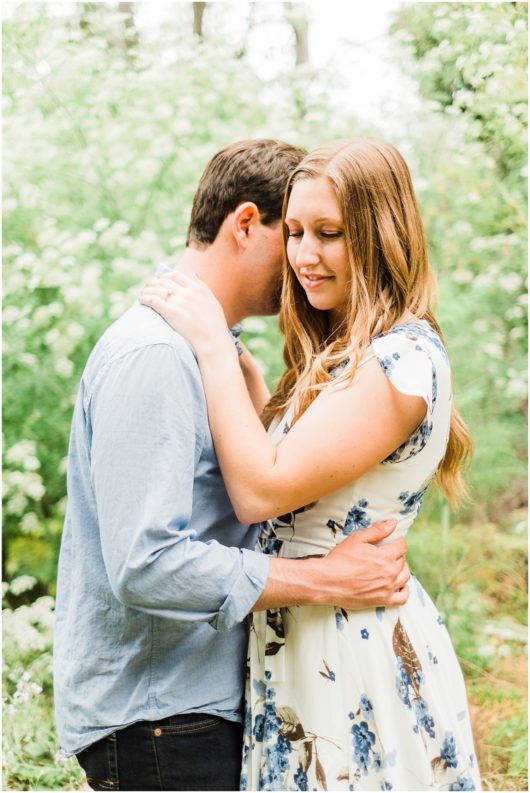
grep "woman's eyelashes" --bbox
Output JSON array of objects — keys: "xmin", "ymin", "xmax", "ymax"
[{"xmin": 286, "ymin": 229, "xmax": 343, "ymax": 239}]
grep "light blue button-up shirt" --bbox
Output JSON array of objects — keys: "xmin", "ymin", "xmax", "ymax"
[{"xmin": 53, "ymin": 300, "xmax": 270, "ymax": 756}]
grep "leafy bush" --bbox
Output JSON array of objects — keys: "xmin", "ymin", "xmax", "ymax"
[
  {"xmin": 2, "ymin": 577, "xmax": 84, "ymax": 790},
  {"xmin": 391, "ymin": 1, "xmax": 528, "ymax": 511}
]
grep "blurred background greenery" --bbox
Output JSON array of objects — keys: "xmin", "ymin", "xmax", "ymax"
[{"xmin": 2, "ymin": 2, "xmax": 527, "ymax": 790}]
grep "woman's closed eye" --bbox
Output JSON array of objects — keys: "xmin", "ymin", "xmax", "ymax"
[
  {"xmin": 286, "ymin": 230, "xmax": 343, "ymax": 239},
  {"xmin": 320, "ymin": 231, "xmax": 343, "ymax": 239}
]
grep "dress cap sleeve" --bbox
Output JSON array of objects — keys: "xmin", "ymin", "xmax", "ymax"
[{"xmin": 370, "ymin": 330, "xmax": 436, "ymax": 414}]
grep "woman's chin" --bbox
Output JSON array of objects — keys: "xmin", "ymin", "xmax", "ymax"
[{"xmin": 305, "ymin": 295, "xmax": 338, "ymax": 313}]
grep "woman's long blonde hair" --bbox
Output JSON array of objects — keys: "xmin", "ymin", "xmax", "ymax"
[{"xmin": 261, "ymin": 139, "xmax": 472, "ymax": 506}]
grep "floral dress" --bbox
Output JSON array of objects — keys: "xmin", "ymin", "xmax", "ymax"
[{"xmin": 241, "ymin": 321, "xmax": 480, "ymax": 792}]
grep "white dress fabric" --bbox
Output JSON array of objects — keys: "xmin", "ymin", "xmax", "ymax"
[{"xmin": 241, "ymin": 321, "xmax": 480, "ymax": 792}]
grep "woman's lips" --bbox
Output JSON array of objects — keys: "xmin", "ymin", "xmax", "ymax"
[{"xmin": 302, "ymin": 274, "xmax": 334, "ymax": 289}]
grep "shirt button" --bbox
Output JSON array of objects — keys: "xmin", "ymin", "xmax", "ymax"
[{"xmin": 154, "ymin": 728, "xmax": 162, "ymax": 737}]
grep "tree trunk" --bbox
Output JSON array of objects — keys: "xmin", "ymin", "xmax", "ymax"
[
  {"xmin": 118, "ymin": 2, "xmax": 139, "ymax": 51},
  {"xmin": 193, "ymin": 2, "xmax": 207, "ymax": 38},
  {"xmin": 286, "ymin": 3, "xmax": 310, "ymax": 66}
]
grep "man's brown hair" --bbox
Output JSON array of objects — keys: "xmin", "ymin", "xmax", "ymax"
[{"xmin": 186, "ymin": 139, "xmax": 306, "ymax": 246}]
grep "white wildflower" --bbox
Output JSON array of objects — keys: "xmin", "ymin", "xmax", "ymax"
[
  {"xmin": 477, "ymin": 644, "xmax": 495, "ymax": 657},
  {"xmin": 112, "ymin": 220, "xmax": 131, "ymax": 236},
  {"xmin": 9, "ymin": 575, "xmax": 38, "ymax": 596},
  {"xmin": 20, "ymin": 512, "xmax": 39, "ymax": 534},
  {"xmin": 500, "ymin": 273, "xmax": 523, "ymax": 293},
  {"xmin": 77, "ymin": 230, "xmax": 98, "ymax": 246},
  {"xmin": 506, "ymin": 379, "xmax": 527, "ymax": 399},
  {"xmin": 483, "ymin": 343, "xmax": 503, "ymax": 359},
  {"xmin": 44, "ymin": 328, "xmax": 61, "ymax": 346},
  {"xmin": 6, "ymin": 493, "xmax": 27, "ymax": 516},
  {"xmin": 67, "ymin": 322, "xmax": 85, "ymax": 341},
  {"xmin": 452, "ymin": 221, "xmax": 473, "ymax": 236},
  {"xmin": 452, "ymin": 269, "xmax": 473, "ymax": 285},
  {"xmin": 94, "ymin": 218, "xmax": 111, "ymax": 232},
  {"xmin": 25, "ymin": 473, "xmax": 46, "ymax": 501},
  {"xmin": 54, "ymin": 357, "xmax": 74, "ymax": 379},
  {"xmin": 6, "ymin": 441, "xmax": 37, "ymax": 466},
  {"xmin": 18, "ymin": 354, "xmax": 37, "ymax": 367}
]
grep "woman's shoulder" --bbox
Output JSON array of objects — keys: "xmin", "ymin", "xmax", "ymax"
[
  {"xmin": 367, "ymin": 319, "xmax": 451, "ymax": 419},
  {"xmin": 371, "ymin": 319, "xmax": 448, "ymax": 361}
]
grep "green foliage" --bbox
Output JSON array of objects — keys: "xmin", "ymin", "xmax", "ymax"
[
  {"xmin": 408, "ymin": 511, "xmax": 527, "ymax": 668},
  {"xmin": 2, "ymin": 578, "xmax": 85, "ymax": 790},
  {"xmin": 391, "ymin": 2, "xmax": 527, "ymax": 509},
  {"xmin": 489, "ymin": 712, "xmax": 529, "ymax": 778}
]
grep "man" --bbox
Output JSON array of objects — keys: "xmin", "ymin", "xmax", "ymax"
[{"xmin": 54, "ymin": 140, "xmax": 409, "ymax": 791}]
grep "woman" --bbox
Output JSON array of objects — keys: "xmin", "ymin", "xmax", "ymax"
[{"xmin": 140, "ymin": 139, "xmax": 480, "ymax": 791}]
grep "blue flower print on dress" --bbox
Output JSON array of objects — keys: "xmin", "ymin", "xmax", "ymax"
[
  {"xmin": 330, "ymin": 357, "xmax": 351, "ymax": 378},
  {"xmin": 253, "ymin": 713, "xmax": 265, "ymax": 742},
  {"xmin": 379, "ymin": 352, "xmax": 401, "ymax": 377},
  {"xmin": 259, "ymin": 523, "xmax": 284, "ymax": 556},
  {"xmin": 440, "ymin": 732, "xmax": 458, "ymax": 768},
  {"xmin": 398, "ymin": 486, "xmax": 428, "ymax": 515},
  {"xmin": 293, "ymin": 767, "xmax": 309, "ymax": 791},
  {"xmin": 449, "ymin": 777, "xmax": 475, "ymax": 791},
  {"xmin": 377, "ymin": 321, "xmax": 448, "ymax": 362},
  {"xmin": 412, "ymin": 697, "xmax": 435, "ymax": 738},
  {"xmin": 361, "ymin": 628, "xmax": 370, "ymax": 640},
  {"xmin": 252, "ymin": 679, "xmax": 267, "ymax": 697},
  {"xmin": 395, "ymin": 660, "xmax": 412, "ymax": 709},
  {"xmin": 384, "ymin": 418, "xmax": 433, "ymax": 464},
  {"xmin": 244, "ymin": 703, "xmax": 252, "ymax": 735},
  {"xmin": 352, "ymin": 721, "xmax": 376, "ymax": 773},
  {"xmin": 343, "ymin": 499, "xmax": 372, "ymax": 535},
  {"xmin": 431, "ymin": 365, "xmax": 438, "ymax": 407},
  {"xmin": 263, "ymin": 536, "xmax": 283, "ymax": 554},
  {"xmin": 252, "ymin": 687, "xmax": 299, "ymax": 791},
  {"xmin": 359, "ymin": 694, "xmax": 374, "ymax": 720},
  {"xmin": 428, "ymin": 650, "xmax": 439, "ymax": 665}
]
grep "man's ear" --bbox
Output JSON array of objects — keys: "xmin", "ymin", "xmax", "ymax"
[{"xmin": 231, "ymin": 202, "xmax": 260, "ymax": 251}]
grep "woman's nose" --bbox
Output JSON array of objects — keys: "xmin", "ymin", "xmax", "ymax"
[{"xmin": 296, "ymin": 235, "xmax": 319, "ymax": 267}]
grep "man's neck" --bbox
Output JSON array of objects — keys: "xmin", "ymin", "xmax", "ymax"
[{"xmin": 175, "ymin": 246, "xmax": 244, "ymax": 328}]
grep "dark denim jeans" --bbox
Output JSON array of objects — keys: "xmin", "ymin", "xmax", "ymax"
[{"xmin": 76, "ymin": 713, "xmax": 244, "ymax": 791}]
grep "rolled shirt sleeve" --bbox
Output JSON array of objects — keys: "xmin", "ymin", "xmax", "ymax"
[{"xmin": 89, "ymin": 341, "xmax": 269, "ymax": 631}]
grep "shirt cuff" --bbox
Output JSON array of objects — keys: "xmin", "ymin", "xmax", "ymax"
[{"xmin": 210, "ymin": 548, "xmax": 270, "ymax": 632}]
